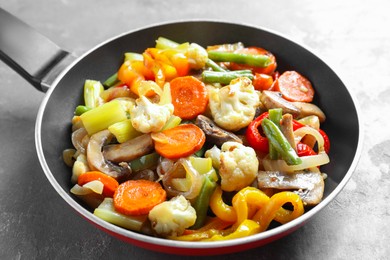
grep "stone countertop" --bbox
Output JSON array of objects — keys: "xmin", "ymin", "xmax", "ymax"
[{"xmin": 0, "ymin": 0, "xmax": 389, "ymax": 259}]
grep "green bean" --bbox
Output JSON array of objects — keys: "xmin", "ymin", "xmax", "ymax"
[
  {"xmin": 261, "ymin": 118, "xmax": 302, "ymax": 165},
  {"xmin": 103, "ymin": 72, "xmax": 119, "ymax": 88},
  {"xmin": 191, "ymin": 176, "xmax": 217, "ymax": 229},
  {"xmin": 202, "ymin": 70, "xmax": 254, "ymax": 85},
  {"xmin": 268, "ymin": 108, "xmax": 283, "ymax": 160},
  {"xmin": 205, "ymin": 59, "xmax": 226, "ymax": 72},
  {"xmin": 208, "ymin": 51, "xmax": 271, "ymax": 67}
]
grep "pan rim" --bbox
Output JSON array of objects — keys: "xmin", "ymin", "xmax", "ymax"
[{"xmin": 34, "ymin": 19, "xmax": 364, "ymax": 252}]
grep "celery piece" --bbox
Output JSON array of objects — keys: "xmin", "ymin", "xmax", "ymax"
[
  {"xmin": 190, "ymin": 156, "xmax": 218, "ymax": 181},
  {"xmin": 84, "ymin": 80, "xmax": 104, "ymax": 108},
  {"xmin": 124, "ymin": 52, "xmax": 143, "ymax": 62},
  {"xmin": 155, "ymin": 37, "xmax": 180, "ymax": 49},
  {"xmin": 94, "ymin": 198, "xmax": 147, "ymax": 231},
  {"xmin": 80, "ymin": 100, "xmax": 128, "ymax": 135},
  {"xmin": 108, "ymin": 119, "xmax": 142, "ymax": 143},
  {"xmin": 161, "ymin": 115, "xmax": 182, "ymax": 131},
  {"xmin": 129, "ymin": 152, "xmax": 160, "ymax": 172},
  {"xmin": 190, "ymin": 156, "xmax": 213, "ymax": 175}
]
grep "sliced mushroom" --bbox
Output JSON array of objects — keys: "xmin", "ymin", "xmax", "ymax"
[
  {"xmin": 257, "ymin": 170, "xmax": 324, "ymax": 206},
  {"xmin": 292, "ymin": 101, "xmax": 326, "ymax": 122},
  {"xmin": 71, "ymin": 127, "xmax": 89, "ymax": 154},
  {"xmin": 195, "ymin": 115, "xmax": 242, "ymax": 147},
  {"xmin": 87, "ymin": 129, "xmax": 131, "ymax": 180},
  {"xmin": 103, "ymin": 134, "xmax": 154, "ymax": 163},
  {"xmin": 280, "ymin": 114, "xmax": 296, "ymax": 151},
  {"xmin": 260, "ymin": 90, "xmax": 300, "ymax": 117}
]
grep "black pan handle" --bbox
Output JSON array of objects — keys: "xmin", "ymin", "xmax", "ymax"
[{"xmin": 0, "ymin": 8, "xmax": 76, "ymax": 92}]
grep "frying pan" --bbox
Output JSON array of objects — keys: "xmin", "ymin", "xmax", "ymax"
[{"xmin": 0, "ymin": 8, "xmax": 362, "ymax": 255}]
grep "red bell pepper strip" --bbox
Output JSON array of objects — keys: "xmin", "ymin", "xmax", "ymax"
[
  {"xmin": 292, "ymin": 120, "xmax": 330, "ymax": 154},
  {"xmin": 296, "ymin": 142, "xmax": 317, "ymax": 156},
  {"xmin": 245, "ymin": 112, "xmax": 270, "ymax": 153}
]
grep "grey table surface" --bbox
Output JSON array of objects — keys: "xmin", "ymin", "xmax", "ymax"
[{"xmin": 0, "ymin": 0, "xmax": 389, "ymax": 259}]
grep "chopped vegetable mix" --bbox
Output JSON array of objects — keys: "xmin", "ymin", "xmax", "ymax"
[{"xmin": 64, "ymin": 37, "xmax": 330, "ymax": 241}]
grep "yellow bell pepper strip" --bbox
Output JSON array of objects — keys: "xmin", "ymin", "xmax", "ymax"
[
  {"xmin": 169, "ymin": 228, "xmax": 222, "ymax": 241},
  {"xmin": 209, "ymin": 185, "xmax": 237, "ymax": 222},
  {"xmin": 261, "ymin": 118, "xmax": 302, "ymax": 165},
  {"xmin": 204, "ymin": 219, "xmax": 260, "ymax": 241},
  {"xmin": 253, "ymin": 191, "xmax": 304, "ymax": 232},
  {"xmin": 231, "ymin": 187, "xmax": 270, "ymax": 226}
]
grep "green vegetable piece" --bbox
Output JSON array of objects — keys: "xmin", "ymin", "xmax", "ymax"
[
  {"xmin": 84, "ymin": 80, "xmax": 104, "ymax": 109},
  {"xmin": 205, "ymin": 59, "xmax": 226, "ymax": 72},
  {"xmin": 124, "ymin": 52, "xmax": 143, "ymax": 62},
  {"xmin": 161, "ymin": 115, "xmax": 182, "ymax": 131},
  {"xmin": 74, "ymin": 105, "xmax": 91, "ymax": 116},
  {"xmin": 129, "ymin": 152, "xmax": 160, "ymax": 172},
  {"xmin": 202, "ymin": 70, "xmax": 254, "ymax": 85},
  {"xmin": 261, "ymin": 118, "xmax": 302, "ymax": 165},
  {"xmin": 191, "ymin": 176, "xmax": 217, "ymax": 229},
  {"xmin": 208, "ymin": 51, "xmax": 271, "ymax": 67},
  {"xmin": 108, "ymin": 119, "xmax": 142, "ymax": 143},
  {"xmin": 155, "ymin": 37, "xmax": 180, "ymax": 49},
  {"xmin": 268, "ymin": 108, "xmax": 283, "ymax": 160},
  {"xmin": 103, "ymin": 72, "xmax": 119, "ymax": 88},
  {"xmin": 80, "ymin": 100, "xmax": 128, "ymax": 135},
  {"xmin": 94, "ymin": 198, "xmax": 147, "ymax": 231}
]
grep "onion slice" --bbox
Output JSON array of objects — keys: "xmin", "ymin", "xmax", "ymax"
[
  {"xmin": 162, "ymin": 158, "xmax": 204, "ymax": 200},
  {"xmin": 263, "ymin": 152, "xmax": 330, "ymax": 172}
]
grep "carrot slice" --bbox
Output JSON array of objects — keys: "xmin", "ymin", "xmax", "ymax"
[
  {"xmin": 252, "ymin": 73, "xmax": 274, "ymax": 91},
  {"xmin": 274, "ymin": 71, "xmax": 315, "ymax": 102},
  {"xmin": 229, "ymin": 47, "xmax": 277, "ymax": 75},
  {"xmin": 151, "ymin": 124, "xmax": 206, "ymax": 159},
  {"xmin": 113, "ymin": 179, "xmax": 166, "ymax": 216},
  {"xmin": 169, "ymin": 76, "xmax": 208, "ymax": 120},
  {"xmin": 78, "ymin": 171, "xmax": 119, "ymax": 197}
]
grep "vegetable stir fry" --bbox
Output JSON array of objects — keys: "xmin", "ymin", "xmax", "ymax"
[{"xmin": 63, "ymin": 37, "xmax": 330, "ymax": 241}]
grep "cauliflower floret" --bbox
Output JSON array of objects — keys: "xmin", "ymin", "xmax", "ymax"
[
  {"xmin": 213, "ymin": 141, "xmax": 259, "ymax": 192},
  {"xmin": 130, "ymin": 95, "xmax": 173, "ymax": 133},
  {"xmin": 186, "ymin": 43, "xmax": 208, "ymax": 70},
  {"xmin": 148, "ymin": 195, "xmax": 196, "ymax": 237},
  {"xmin": 205, "ymin": 145, "xmax": 221, "ymax": 169},
  {"xmin": 208, "ymin": 77, "xmax": 260, "ymax": 131}
]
